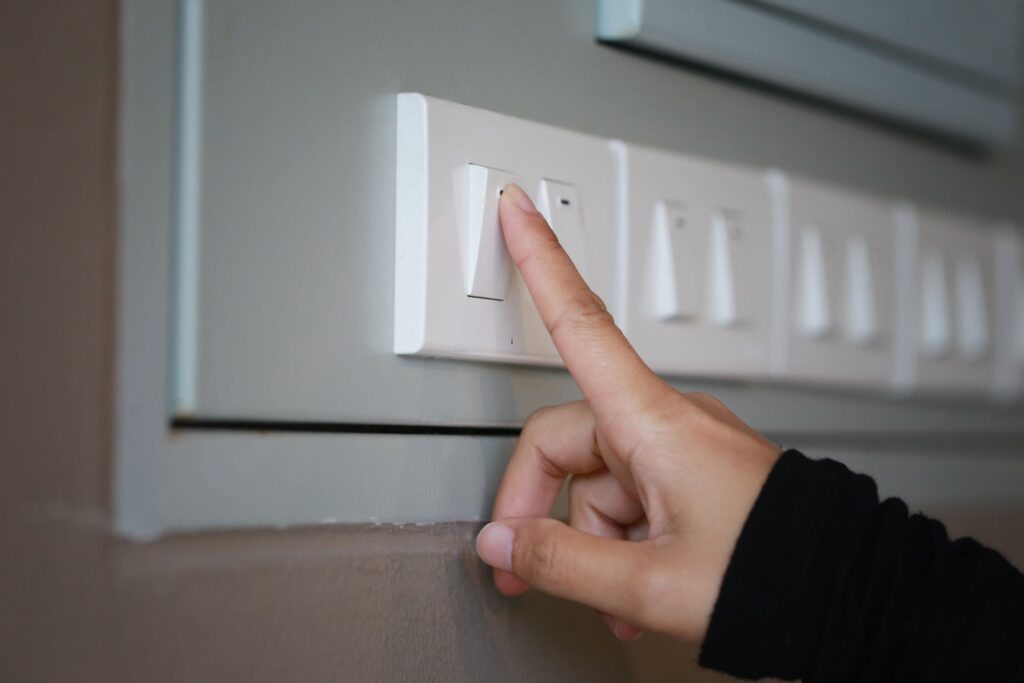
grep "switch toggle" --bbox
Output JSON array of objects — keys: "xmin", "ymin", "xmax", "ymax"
[
  {"xmin": 538, "ymin": 179, "xmax": 589, "ymax": 279},
  {"xmin": 707, "ymin": 211, "xmax": 740, "ymax": 328},
  {"xmin": 953, "ymin": 257, "xmax": 989, "ymax": 361},
  {"xmin": 920, "ymin": 249, "xmax": 952, "ymax": 358},
  {"xmin": 844, "ymin": 235, "xmax": 878, "ymax": 346},
  {"xmin": 648, "ymin": 200, "xmax": 700, "ymax": 322},
  {"xmin": 462, "ymin": 164, "xmax": 519, "ymax": 301},
  {"xmin": 797, "ymin": 225, "xmax": 831, "ymax": 339}
]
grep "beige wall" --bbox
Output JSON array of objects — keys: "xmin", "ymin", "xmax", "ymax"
[
  {"xmin": 2, "ymin": 2, "xmax": 1022, "ymax": 682},
  {"xmin": 1, "ymin": 2, "xmax": 117, "ymax": 679}
]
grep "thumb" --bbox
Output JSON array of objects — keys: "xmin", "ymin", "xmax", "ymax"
[{"xmin": 477, "ymin": 518, "xmax": 651, "ymax": 623}]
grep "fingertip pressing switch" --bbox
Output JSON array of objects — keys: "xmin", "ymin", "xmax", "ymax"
[{"xmin": 464, "ymin": 164, "xmax": 519, "ymax": 300}]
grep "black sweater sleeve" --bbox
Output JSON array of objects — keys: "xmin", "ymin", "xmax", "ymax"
[{"xmin": 699, "ymin": 449, "xmax": 1024, "ymax": 682}]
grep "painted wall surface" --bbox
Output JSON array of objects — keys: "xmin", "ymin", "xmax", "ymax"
[
  {"xmin": 174, "ymin": 0, "xmax": 1024, "ymax": 426},
  {"xmin": 3, "ymin": 1, "xmax": 1024, "ymax": 682},
  {"xmin": 114, "ymin": 0, "xmax": 1024, "ymax": 537}
]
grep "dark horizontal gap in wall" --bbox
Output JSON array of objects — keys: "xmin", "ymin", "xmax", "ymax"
[
  {"xmin": 171, "ymin": 417, "xmax": 1024, "ymax": 452},
  {"xmin": 171, "ymin": 417, "xmax": 522, "ymax": 437}
]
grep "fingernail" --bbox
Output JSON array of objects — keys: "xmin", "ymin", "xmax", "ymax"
[
  {"xmin": 502, "ymin": 183, "xmax": 537, "ymax": 213},
  {"xmin": 476, "ymin": 522, "xmax": 514, "ymax": 571},
  {"xmin": 615, "ymin": 623, "xmax": 645, "ymax": 641}
]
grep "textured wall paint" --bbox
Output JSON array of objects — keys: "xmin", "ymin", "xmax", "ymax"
[
  {"xmin": 5, "ymin": 516, "xmax": 1022, "ymax": 683},
  {"xmin": 2, "ymin": 1, "xmax": 1023, "ymax": 682}
]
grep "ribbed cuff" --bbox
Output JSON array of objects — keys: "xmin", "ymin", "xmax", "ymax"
[{"xmin": 698, "ymin": 449, "xmax": 879, "ymax": 680}]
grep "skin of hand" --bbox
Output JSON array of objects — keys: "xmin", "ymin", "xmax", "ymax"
[{"xmin": 475, "ymin": 183, "xmax": 782, "ymax": 643}]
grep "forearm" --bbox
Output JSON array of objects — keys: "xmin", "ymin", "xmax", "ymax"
[{"xmin": 700, "ymin": 450, "xmax": 1024, "ymax": 682}]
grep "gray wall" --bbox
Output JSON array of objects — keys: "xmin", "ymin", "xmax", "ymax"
[
  {"xmin": 174, "ymin": 0, "xmax": 1024, "ymax": 427},
  {"xmin": 116, "ymin": 0, "xmax": 1024, "ymax": 537},
  {"xmin": 3, "ymin": 1, "xmax": 1024, "ymax": 682}
]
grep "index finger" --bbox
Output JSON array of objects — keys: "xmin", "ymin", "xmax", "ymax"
[{"xmin": 499, "ymin": 184, "xmax": 663, "ymax": 419}]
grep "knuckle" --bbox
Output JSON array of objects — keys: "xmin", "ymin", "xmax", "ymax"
[
  {"xmin": 519, "ymin": 526, "xmax": 569, "ymax": 587},
  {"xmin": 687, "ymin": 392, "xmax": 726, "ymax": 412},
  {"xmin": 551, "ymin": 288, "xmax": 613, "ymax": 338},
  {"xmin": 566, "ymin": 475, "xmax": 595, "ymax": 520},
  {"xmin": 676, "ymin": 393, "xmax": 717, "ymax": 424},
  {"xmin": 627, "ymin": 443, "xmax": 672, "ymax": 476},
  {"xmin": 665, "ymin": 391, "xmax": 697, "ymax": 414},
  {"xmin": 520, "ymin": 407, "xmax": 562, "ymax": 468},
  {"xmin": 636, "ymin": 391, "xmax": 696, "ymax": 431},
  {"xmin": 522, "ymin": 406, "xmax": 553, "ymax": 435},
  {"xmin": 513, "ymin": 225, "xmax": 560, "ymax": 268}
]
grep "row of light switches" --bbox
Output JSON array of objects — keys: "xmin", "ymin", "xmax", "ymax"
[
  {"xmin": 619, "ymin": 147, "xmax": 1022, "ymax": 399},
  {"xmin": 394, "ymin": 95, "xmax": 1024, "ymax": 402}
]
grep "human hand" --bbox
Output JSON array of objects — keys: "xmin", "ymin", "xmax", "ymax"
[{"xmin": 475, "ymin": 184, "xmax": 782, "ymax": 643}]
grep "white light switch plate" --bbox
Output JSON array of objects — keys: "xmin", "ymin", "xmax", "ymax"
[
  {"xmin": 897, "ymin": 206, "xmax": 998, "ymax": 396},
  {"xmin": 394, "ymin": 94, "xmax": 616, "ymax": 366},
  {"xmin": 613, "ymin": 142, "xmax": 776, "ymax": 380},
  {"xmin": 769, "ymin": 173, "xmax": 898, "ymax": 391}
]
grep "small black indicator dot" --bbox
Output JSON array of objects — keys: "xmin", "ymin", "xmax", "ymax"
[
  {"xmin": 498, "ymin": 189, "xmax": 505, "ymax": 196},
  {"xmin": 559, "ymin": 198, "xmax": 570, "ymax": 206}
]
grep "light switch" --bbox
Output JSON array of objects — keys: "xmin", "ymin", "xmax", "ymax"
[
  {"xmin": 797, "ymin": 225, "xmax": 831, "ymax": 338},
  {"xmin": 648, "ymin": 200, "xmax": 700, "ymax": 322},
  {"xmin": 616, "ymin": 143, "xmax": 774, "ymax": 380},
  {"xmin": 953, "ymin": 257, "xmax": 989, "ymax": 361},
  {"xmin": 538, "ymin": 179, "xmax": 589, "ymax": 279},
  {"xmin": 770, "ymin": 174, "xmax": 895, "ymax": 391},
  {"xmin": 920, "ymin": 249, "xmax": 952, "ymax": 358},
  {"xmin": 395, "ymin": 93, "xmax": 615, "ymax": 365},
  {"xmin": 908, "ymin": 208, "xmax": 998, "ymax": 396},
  {"xmin": 707, "ymin": 211, "xmax": 740, "ymax": 328},
  {"xmin": 844, "ymin": 235, "xmax": 878, "ymax": 346},
  {"xmin": 463, "ymin": 164, "xmax": 518, "ymax": 301}
]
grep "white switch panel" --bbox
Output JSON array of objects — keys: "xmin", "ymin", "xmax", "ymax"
[
  {"xmin": 394, "ymin": 94, "xmax": 615, "ymax": 365},
  {"xmin": 395, "ymin": 94, "xmax": 1014, "ymax": 401},
  {"xmin": 613, "ymin": 143, "xmax": 775, "ymax": 379},
  {"xmin": 769, "ymin": 174, "xmax": 897, "ymax": 390},
  {"xmin": 898, "ymin": 207, "xmax": 998, "ymax": 396}
]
